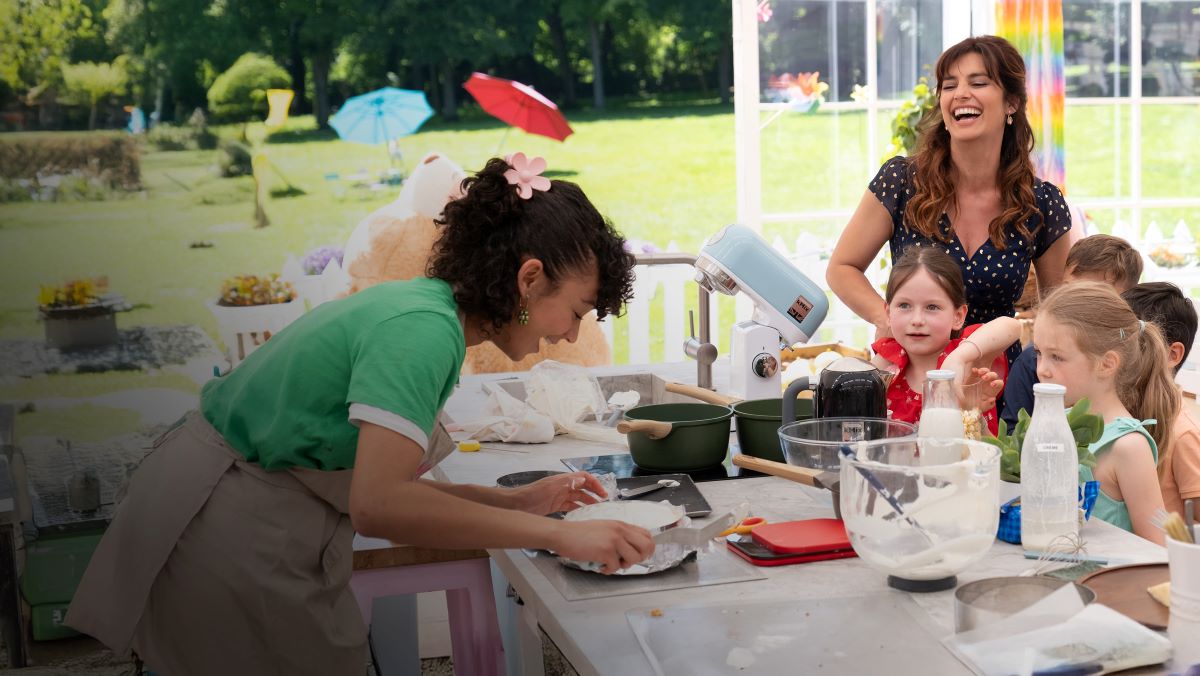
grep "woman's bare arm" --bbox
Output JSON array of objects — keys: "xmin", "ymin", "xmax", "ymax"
[{"xmin": 827, "ymin": 191, "xmax": 895, "ymax": 338}]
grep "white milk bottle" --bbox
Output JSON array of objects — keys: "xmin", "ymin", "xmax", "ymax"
[
  {"xmin": 1020, "ymin": 383, "xmax": 1080, "ymax": 551},
  {"xmin": 918, "ymin": 369, "xmax": 965, "ymax": 465}
]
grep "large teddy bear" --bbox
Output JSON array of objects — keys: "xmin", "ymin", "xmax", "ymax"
[{"xmin": 342, "ymin": 151, "xmax": 612, "ymax": 374}]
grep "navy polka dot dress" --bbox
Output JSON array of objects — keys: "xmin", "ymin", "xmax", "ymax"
[{"xmin": 869, "ymin": 156, "xmax": 1072, "ymax": 364}]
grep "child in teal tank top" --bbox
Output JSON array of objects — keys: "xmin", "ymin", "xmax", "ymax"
[
  {"xmin": 1081, "ymin": 418, "xmax": 1157, "ymax": 533},
  {"xmin": 1033, "ymin": 281, "xmax": 1176, "ymax": 544}
]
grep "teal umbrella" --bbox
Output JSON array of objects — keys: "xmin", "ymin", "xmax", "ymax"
[{"xmin": 329, "ymin": 88, "xmax": 433, "ymax": 164}]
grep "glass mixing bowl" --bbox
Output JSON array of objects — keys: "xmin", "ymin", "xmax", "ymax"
[
  {"xmin": 839, "ymin": 438, "xmax": 1000, "ymax": 592},
  {"xmin": 778, "ymin": 418, "xmax": 916, "ymax": 471}
]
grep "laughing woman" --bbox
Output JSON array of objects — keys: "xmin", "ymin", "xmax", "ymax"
[
  {"xmin": 827, "ymin": 35, "xmax": 1072, "ymax": 366},
  {"xmin": 66, "ymin": 154, "xmax": 654, "ymax": 675}
]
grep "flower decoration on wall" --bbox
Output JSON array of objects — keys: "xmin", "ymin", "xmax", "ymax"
[
  {"xmin": 218, "ymin": 274, "xmax": 296, "ymax": 307},
  {"xmin": 766, "ymin": 72, "xmax": 829, "ymax": 114}
]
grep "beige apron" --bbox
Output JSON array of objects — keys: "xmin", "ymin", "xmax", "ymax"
[{"xmin": 66, "ymin": 412, "xmax": 365, "ymax": 676}]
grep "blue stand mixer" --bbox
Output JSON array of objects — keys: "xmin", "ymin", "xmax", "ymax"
[{"xmin": 694, "ymin": 224, "xmax": 830, "ymax": 399}]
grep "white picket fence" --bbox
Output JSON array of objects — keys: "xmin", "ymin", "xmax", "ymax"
[{"xmin": 1113, "ymin": 219, "xmax": 1200, "ymax": 291}]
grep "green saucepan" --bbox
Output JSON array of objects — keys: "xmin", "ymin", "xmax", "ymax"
[
  {"xmin": 661, "ymin": 382, "xmax": 814, "ymax": 463},
  {"xmin": 617, "ymin": 403, "xmax": 733, "ymax": 471},
  {"xmin": 732, "ymin": 397, "xmax": 814, "ymax": 463}
]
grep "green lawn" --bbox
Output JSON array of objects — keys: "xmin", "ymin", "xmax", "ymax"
[{"xmin": 3, "ymin": 102, "xmax": 1199, "ymax": 441}]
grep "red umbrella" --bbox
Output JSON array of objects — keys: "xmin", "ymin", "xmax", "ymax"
[{"xmin": 463, "ymin": 72, "xmax": 574, "ymax": 142}]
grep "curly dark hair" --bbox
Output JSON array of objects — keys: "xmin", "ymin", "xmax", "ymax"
[{"xmin": 427, "ymin": 157, "xmax": 636, "ymax": 334}]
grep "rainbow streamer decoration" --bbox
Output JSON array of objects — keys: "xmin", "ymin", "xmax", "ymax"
[{"xmin": 995, "ymin": 0, "xmax": 1066, "ymax": 190}]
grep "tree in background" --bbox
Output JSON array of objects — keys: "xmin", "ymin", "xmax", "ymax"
[
  {"xmin": 378, "ymin": 0, "xmax": 532, "ymax": 121},
  {"xmin": 207, "ymin": 53, "xmax": 291, "ymax": 123},
  {"xmin": 103, "ymin": 0, "xmax": 251, "ymax": 125},
  {"xmin": 61, "ymin": 57, "xmax": 127, "ymax": 128},
  {"xmin": 3, "ymin": 0, "xmax": 743, "ymax": 128},
  {"xmin": 655, "ymin": 0, "xmax": 732, "ymax": 103},
  {"xmin": 0, "ymin": 0, "xmax": 97, "ymax": 125}
]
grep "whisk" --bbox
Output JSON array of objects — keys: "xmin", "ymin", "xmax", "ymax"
[{"xmin": 1019, "ymin": 532, "xmax": 1091, "ymax": 577}]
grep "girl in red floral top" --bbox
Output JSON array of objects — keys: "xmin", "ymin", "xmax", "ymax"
[{"xmin": 870, "ymin": 247, "xmax": 1022, "ymax": 435}]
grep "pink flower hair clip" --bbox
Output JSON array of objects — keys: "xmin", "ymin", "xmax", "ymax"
[{"xmin": 503, "ymin": 152, "xmax": 551, "ymax": 199}]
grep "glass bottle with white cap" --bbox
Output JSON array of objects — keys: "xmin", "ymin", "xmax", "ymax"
[
  {"xmin": 917, "ymin": 369, "xmax": 965, "ymax": 465},
  {"xmin": 1020, "ymin": 382, "xmax": 1080, "ymax": 551}
]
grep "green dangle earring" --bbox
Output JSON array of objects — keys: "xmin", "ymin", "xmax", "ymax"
[{"xmin": 518, "ymin": 296, "xmax": 530, "ymax": 325}]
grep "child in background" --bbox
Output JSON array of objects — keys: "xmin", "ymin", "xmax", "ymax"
[
  {"xmin": 1002, "ymin": 234, "xmax": 1143, "ymax": 427},
  {"xmin": 1035, "ymin": 281, "xmax": 1173, "ymax": 543},
  {"xmin": 1122, "ymin": 281, "xmax": 1200, "ymax": 517},
  {"xmin": 871, "ymin": 247, "xmax": 1020, "ymax": 435}
]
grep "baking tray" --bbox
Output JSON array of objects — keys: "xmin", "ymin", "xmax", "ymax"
[
  {"xmin": 1078, "ymin": 562, "xmax": 1170, "ymax": 630},
  {"xmin": 526, "ymin": 546, "xmax": 764, "ymax": 601}
]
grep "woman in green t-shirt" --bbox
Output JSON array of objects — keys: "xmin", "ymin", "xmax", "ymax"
[{"xmin": 68, "ymin": 153, "xmax": 652, "ymax": 675}]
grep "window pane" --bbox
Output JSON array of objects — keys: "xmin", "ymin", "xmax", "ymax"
[
  {"xmin": 877, "ymin": 0, "xmax": 943, "ymax": 99},
  {"xmin": 759, "ymin": 1, "xmax": 866, "ymax": 103},
  {"xmin": 760, "ymin": 109, "xmax": 874, "ymax": 215},
  {"xmin": 1142, "ymin": 103, "xmax": 1200, "ymax": 196},
  {"xmin": 1064, "ymin": 102, "xmax": 1131, "ymax": 198},
  {"xmin": 1077, "ymin": 206, "xmax": 1129, "ymax": 234},
  {"xmin": 1142, "ymin": 1, "xmax": 1200, "ymax": 96},
  {"xmin": 1064, "ymin": 0, "xmax": 1130, "ymax": 97}
]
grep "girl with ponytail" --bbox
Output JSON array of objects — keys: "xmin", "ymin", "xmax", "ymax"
[{"xmin": 1033, "ymin": 281, "xmax": 1173, "ymax": 544}]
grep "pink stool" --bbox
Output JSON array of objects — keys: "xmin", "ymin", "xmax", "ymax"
[{"xmin": 351, "ymin": 555, "xmax": 505, "ymax": 676}]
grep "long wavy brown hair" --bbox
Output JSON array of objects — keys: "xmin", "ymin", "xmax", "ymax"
[{"xmin": 905, "ymin": 35, "xmax": 1040, "ymax": 250}]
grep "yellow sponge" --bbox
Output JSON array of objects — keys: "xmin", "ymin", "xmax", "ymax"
[{"xmin": 457, "ymin": 440, "xmax": 481, "ymax": 452}]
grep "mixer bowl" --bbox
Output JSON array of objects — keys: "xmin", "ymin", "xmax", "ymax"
[
  {"xmin": 778, "ymin": 418, "xmax": 916, "ymax": 471},
  {"xmin": 839, "ymin": 438, "xmax": 1000, "ymax": 592}
]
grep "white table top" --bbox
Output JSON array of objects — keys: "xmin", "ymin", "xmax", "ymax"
[{"xmin": 435, "ymin": 360, "xmax": 1172, "ymax": 676}]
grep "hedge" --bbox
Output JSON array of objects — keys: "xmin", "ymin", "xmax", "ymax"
[{"xmin": 0, "ymin": 134, "xmax": 141, "ymax": 189}]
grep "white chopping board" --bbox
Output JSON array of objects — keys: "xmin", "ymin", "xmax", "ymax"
[{"xmin": 627, "ymin": 594, "xmax": 978, "ymax": 675}]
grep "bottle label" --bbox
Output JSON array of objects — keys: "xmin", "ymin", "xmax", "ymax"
[{"xmin": 1037, "ymin": 443, "xmax": 1066, "ymax": 454}]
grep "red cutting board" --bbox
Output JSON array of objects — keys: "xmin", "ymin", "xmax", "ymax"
[{"xmin": 751, "ymin": 518, "xmax": 852, "ymax": 555}]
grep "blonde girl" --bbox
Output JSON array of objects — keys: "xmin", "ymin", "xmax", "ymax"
[{"xmin": 1034, "ymin": 281, "xmax": 1175, "ymax": 544}]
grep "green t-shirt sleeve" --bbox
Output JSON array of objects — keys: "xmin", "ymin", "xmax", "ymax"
[{"xmin": 346, "ymin": 311, "xmax": 464, "ymax": 438}]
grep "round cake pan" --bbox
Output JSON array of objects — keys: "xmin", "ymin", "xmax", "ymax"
[{"xmin": 954, "ymin": 576, "xmax": 1096, "ymax": 633}]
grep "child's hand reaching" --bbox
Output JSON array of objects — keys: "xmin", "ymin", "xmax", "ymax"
[
  {"xmin": 950, "ymin": 366, "xmax": 1003, "ymax": 411},
  {"xmin": 974, "ymin": 367, "xmax": 1003, "ymax": 411}
]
